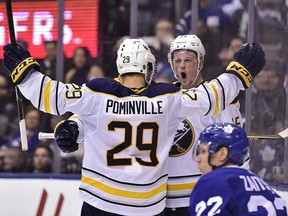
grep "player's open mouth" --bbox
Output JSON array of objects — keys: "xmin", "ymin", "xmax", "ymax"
[{"xmin": 180, "ymin": 72, "xmax": 187, "ymax": 79}]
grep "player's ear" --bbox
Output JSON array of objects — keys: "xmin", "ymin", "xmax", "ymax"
[
  {"xmin": 199, "ymin": 58, "xmax": 204, "ymax": 71},
  {"xmin": 146, "ymin": 63, "xmax": 153, "ymax": 83},
  {"xmin": 219, "ymin": 146, "xmax": 229, "ymax": 162}
]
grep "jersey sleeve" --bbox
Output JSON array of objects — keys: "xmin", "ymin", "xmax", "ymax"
[
  {"xmin": 189, "ymin": 178, "xmax": 236, "ymax": 216},
  {"xmin": 69, "ymin": 115, "xmax": 84, "ymax": 143},
  {"xmin": 18, "ymin": 72, "xmax": 98, "ymax": 116},
  {"xmin": 177, "ymin": 73, "xmax": 245, "ymax": 118}
]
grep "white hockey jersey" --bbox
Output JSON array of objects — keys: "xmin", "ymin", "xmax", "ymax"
[
  {"xmin": 18, "ymin": 72, "xmax": 244, "ymax": 216},
  {"xmin": 166, "ymin": 100, "xmax": 243, "ymax": 208}
]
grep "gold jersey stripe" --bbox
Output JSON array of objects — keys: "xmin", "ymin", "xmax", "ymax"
[
  {"xmin": 82, "ymin": 176, "xmax": 166, "ymax": 199},
  {"xmin": 210, "ymin": 83, "xmax": 219, "ymax": 115},
  {"xmin": 44, "ymin": 80, "xmax": 52, "ymax": 113},
  {"xmin": 167, "ymin": 182, "xmax": 196, "ymax": 191}
]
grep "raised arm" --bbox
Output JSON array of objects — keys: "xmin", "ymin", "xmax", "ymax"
[
  {"xmin": 177, "ymin": 42, "xmax": 266, "ymax": 118},
  {"xmin": 3, "ymin": 44, "xmax": 96, "ymax": 116}
]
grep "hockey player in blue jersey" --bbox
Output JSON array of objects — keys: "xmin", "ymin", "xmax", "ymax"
[
  {"xmin": 3, "ymin": 38, "xmax": 265, "ymax": 216},
  {"xmin": 189, "ymin": 123, "xmax": 287, "ymax": 216}
]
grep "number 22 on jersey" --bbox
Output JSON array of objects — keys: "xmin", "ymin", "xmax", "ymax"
[{"xmin": 195, "ymin": 195, "xmax": 286, "ymax": 215}]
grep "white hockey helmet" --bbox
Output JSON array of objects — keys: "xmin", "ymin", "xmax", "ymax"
[
  {"xmin": 168, "ymin": 34, "xmax": 206, "ymax": 72},
  {"xmin": 116, "ymin": 38, "xmax": 156, "ymax": 84}
]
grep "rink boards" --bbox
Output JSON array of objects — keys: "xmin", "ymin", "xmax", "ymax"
[{"xmin": 0, "ymin": 174, "xmax": 287, "ymax": 215}]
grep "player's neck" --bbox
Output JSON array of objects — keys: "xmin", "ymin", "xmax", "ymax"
[
  {"xmin": 120, "ymin": 74, "xmax": 147, "ymax": 89},
  {"xmin": 183, "ymin": 77, "xmax": 203, "ymax": 89}
]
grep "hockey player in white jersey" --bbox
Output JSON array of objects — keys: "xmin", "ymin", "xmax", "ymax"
[
  {"xmin": 165, "ymin": 35, "xmax": 245, "ymax": 216},
  {"xmin": 189, "ymin": 123, "xmax": 287, "ymax": 215},
  {"xmin": 3, "ymin": 38, "xmax": 265, "ymax": 216}
]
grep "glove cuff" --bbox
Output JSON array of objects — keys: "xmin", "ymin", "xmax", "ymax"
[
  {"xmin": 11, "ymin": 57, "xmax": 40, "ymax": 84},
  {"xmin": 54, "ymin": 120, "xmax": 66, "ymax": 134},
  {"xmin": 226, "ymin": 61, "xmax": 253, "ymax": 89}
]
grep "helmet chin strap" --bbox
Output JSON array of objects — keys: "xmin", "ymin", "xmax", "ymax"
[
  {"xmin": 186, "ymin": 61, "xmax": 202, "ymax": 88},
  {"xmin": 189, "ymin": 69, "xmax": 201, "ymax": 88}
]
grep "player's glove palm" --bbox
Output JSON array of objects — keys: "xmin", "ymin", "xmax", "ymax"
[
  {"xmin": 226, "ymin": 42, "xmax": 266, "ymax": 88},
  {"xmin": 3, "ymin": 43, "xmax": 40, "ymax": 85},
  {"xmin": 54, "ymin": 120, "xmax": 79, "ymax": 153}
]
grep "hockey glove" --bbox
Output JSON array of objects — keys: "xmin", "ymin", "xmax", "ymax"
[
  {"xmin": 226, "ymin": 42, "xmax": 266, "ymax": 89},
  {"xmin": 54, "ymin": 120, "xmax": 79, "ymax": 153},
  {"xmin": 3, "ymin": 43, "xmax": 40, "ymax": 85}
]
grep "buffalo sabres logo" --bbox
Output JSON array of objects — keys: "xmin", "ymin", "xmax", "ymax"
[{"xmin": 169, "ymin": 119, "xmax": 195, "ymax": 157}]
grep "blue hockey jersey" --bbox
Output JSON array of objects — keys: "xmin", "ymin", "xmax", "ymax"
[{"xmin": 189, "ymin": 166, "xmax": 287, "ymax": 215}]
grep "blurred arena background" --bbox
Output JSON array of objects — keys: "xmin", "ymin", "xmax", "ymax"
[{"xmin": 0, "ymin": 0, "xmax": 287, "ymax": 215}]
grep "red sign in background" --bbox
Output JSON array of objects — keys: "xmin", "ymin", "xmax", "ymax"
[{"xmin": 0, "ymin": 0, "xmax": 99, "ymax": 59}]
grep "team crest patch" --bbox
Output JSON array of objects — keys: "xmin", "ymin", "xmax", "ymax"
[{"xmin": 169, "ymin": 119, "xmax": 195, "ymax": 157}]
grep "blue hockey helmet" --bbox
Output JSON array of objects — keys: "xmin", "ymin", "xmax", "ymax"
[{"xmin": 198, "ymin": 123, "xmax": 249, "ymax": 165}]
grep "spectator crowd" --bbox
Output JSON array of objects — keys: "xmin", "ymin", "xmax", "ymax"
[{"xmin": 0, "ymin": 0, "xmax": 286, "ymax": 184}]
